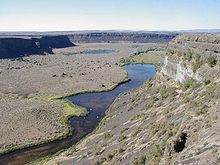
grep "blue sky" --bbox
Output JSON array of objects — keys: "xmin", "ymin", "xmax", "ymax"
[{"xmin": 0, "ymin": 0, "xmax": 220, "ymax": 31}]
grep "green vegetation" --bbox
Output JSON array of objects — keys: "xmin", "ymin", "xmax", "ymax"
[
  {"xmin": 132, "ymin": 127, "xmax": 143, "ymax": 137},
  {"xmin": 204, "ymin": 79, "xmax": 211, "ymax": 85},
  {"xmin": 119, "ymin": 57, "xmax": 135, "ymax": 64},
  {"xmin": 118, "ymin": 133, "xmax": 127, "ymax": 142},
  {"xmin": 0, "ymin": 99, "xmax": 88, "ymax": 156},
  {"xmin": 163, "ymin": 109, "xmax": 172, "ymax": 118},
  {"xmin": 195, "ymin": 105, "xmax": 209, "ymax": 116},
  {"xmin": 95, "ymin": 115, "xmax": 110, "ymax": 132},
  {"xmin": 29, "ymin": 95, "xmax": 62, "ymax": 101},
  {"xmin": 149, "ymin": 121, "xmax": 165, "ymax": 134},
  {"xmin": 144, "ymin": 123, "xmax": 179, "ymax": 165},
  {"xmin": 182, "ymin": 78, "xmax": 200, "ymax": 91},
  {"xmin": 159, "ymin": 85, "xmax": 178, "ymax": 100},
  {"xmin": 62, "ymin": 100, "xmax": 88, "ymax": 118},
  {"xmin": 107, "ymin": 150, "xmax": 117, "ymax": 161},
  {"xmin": 145, "ymin": 140, "xmax": 167, "ymax": 165},
  {"xmin": 132, "ymin": 155, "xmax": 146, "ymax": 165},
  {"xmin": 192, "ymin": 54, "xmax": 204, "ymax": 73},
  {"xmin": 207, "ymin": 55, "xmax": 218, "ymax": 67},
  {"xmin": 180, "ymin": 82, "xmax": 220, "ymax": 117},
  {"xmin": 95, "ymin": 150, "xmax": 117, "ymax": 164},
  {"xmin": 119, "ymin": 49, "xmax": 165, "ymax": 69},
  {"xmin": 103, "ymin": 131, "xmax": 113, "ymax": 139},
  {"xmin": 182, "ymin": 49, "xmax": 218, "ymax": 73},
  {"xmin": 131, "ymin": 122, "xmax": 179, "ymax": 165},
  {"xmin": 95, "ymin": 157, "xmax": 107, "ymax": 165},
  {"xmin": 59, "ymin": 100, "xmax": 88, "ymax": 138},
  {"xmin": 184, "ymin": 49, "xmax": 193, "ymax": 61}
]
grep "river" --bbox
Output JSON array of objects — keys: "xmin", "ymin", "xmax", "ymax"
[{"xmin": 0, "ymin": 64, "xmax": 156, "ymax": 165}]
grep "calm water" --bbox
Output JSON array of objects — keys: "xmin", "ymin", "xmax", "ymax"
[
  {"xmin": 80, "ymin": 49, "xmax": 114, "ymax": 54},
  {"xmin": 0, "ymin": 64, "xmax": 156, "ymax": 165}
]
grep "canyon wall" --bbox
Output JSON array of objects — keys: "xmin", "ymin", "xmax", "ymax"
[
  {"xmin": 161, "ymin": 34, "xmax": 220, "ymax": 83},
  {"xmin": 69, "ymin": 32, "xmax": 178, "ymax": 43},
  {"xmin": 0, "ymin": 35, "xmax": 75, "ymax": 59}
]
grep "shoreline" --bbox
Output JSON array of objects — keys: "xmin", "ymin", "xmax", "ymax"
[
  {"xmin": 0, "ymin": 67, "xmax": 129, "ymax": 156},
  {"xmin": 29, "ymin": 64, "xmax": 157, "ymax": 165}
]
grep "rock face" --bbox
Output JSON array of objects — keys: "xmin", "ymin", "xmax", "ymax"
[
  {"xmin": 0, "ymin": 35, "xmax": 75, "ymax": 59},
  {"xmin": 159, "ymin": 34, "xmax": 220, "ymax": 165},
  {"xmin": 161, "ymin": 34, "xmax": 220, "ymax": 83},
  {"xmin": 44, "ymin": 34, "xmax": 220, "ymax": 165},
  {"xmin": 40, "ymin": 36, "xmax": 75, "ymax": 49},
  {"xmin": 69, "ymin": 32, "xmax": 178, "ymax": 43}
]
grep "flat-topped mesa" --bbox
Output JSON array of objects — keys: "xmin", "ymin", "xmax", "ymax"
[
  {"xmin": 161, "ymin": 34, "xmax": 220, "ymax": 83},
  {"xmin": 0, "ymin": 35, "xmax": 75, "ymax": 59}
]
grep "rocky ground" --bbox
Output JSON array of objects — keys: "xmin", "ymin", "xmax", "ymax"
[
  {"xmin": 0, "ymin": 42, "xmax": 165, "ymax": 154},
  {"xmin": 42, "ymin": 34, "xmax": 220, "ymax": 165}
]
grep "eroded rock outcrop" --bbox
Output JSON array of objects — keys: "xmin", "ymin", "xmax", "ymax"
[{"xmin": 161, "ymin": 34, "xmax": 220, "ymax": 83}]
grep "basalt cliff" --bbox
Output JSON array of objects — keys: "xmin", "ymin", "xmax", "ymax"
[{"xmin": 0, "ymin": 35, "xmax": 75, "ymax": 59}]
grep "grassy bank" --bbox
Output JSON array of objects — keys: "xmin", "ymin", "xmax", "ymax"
[
  {"xmin": 119, "ymin": 50, "xmax": 166, "ymax": 69},
  {"xmin": 0, "ymin": 99, "xmax": 88, "ymax": 155}
]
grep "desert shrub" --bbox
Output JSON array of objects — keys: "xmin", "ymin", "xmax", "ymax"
[
  {"xmin": 95, "ymin": 147, "xmax": 102, "ymax": 156},
  {"xmin": 204, "ymin": 79, "xmax": 211, "ymax": 85},
  {"xmin": 167, "ymin": 48, "xmax": 175, "ymax": 55},
  {"xmin": 196, "ymin": 105, "xmax": 209, "ymax": 116},
  {"xmin": 118, "ymin": 133, "xmax": 126, "ymax": 142},
  {"xmin": 159, "ymin": 85, "xmax": 178, "ymax": 100},
  {"xmin": 145, "ymin": 140, "xmax": 167, "ymax": 165},
  {"xmin": 132, "ymin": 127, "xmax": 142, "ymax": 137},
  {"xmin": 213, "ymin": 39, "xmax": 220, "ymax": 44},
  {"xmin": 182, "ymin": 78, "xmax": 199, "ymax": 91},
  {"xmin": 118, "ymin": 148, "xmax": 126, "ymax": 153},
  {"xmin": 192, "ymin": 54, "xmax": 203, "ymax": 73},
  {"xmin": 184, "ymin": 49, "xmax": 193, "ymax": 61},
  {"xmin": 150, "ymin": 121, "xmax": 165, "ymax": 134},
  {"xmin": 207, "ymin": 55, "xmax": 217, "ymax": 67},
  {"xmin": 121, "ymin": 127, "xmax": 129, "ymax": 133},
  {"xmin": 103, "ymin": 131, "xmax": 113, "ymax": 139},
  {"xmin": 107, "ymin": 150, "xmax": 117, "ymax": 161},
  {"xmin": 166, "ymin": 123, "xmax": 179, "ymax": 138},
  {"xmin": 145, "ymin": 123, "xmax": 179, "ymax": 165},
  {"xmin": 95, "ymin": 157, "xmax": 107, "ymax": 165},
  {"xmin": 205, "ymin": 83, "xmax": 220, "ymax": 99},
  {"xmin": 163, "ymin": 109, "xmax": 171, "ymax": 118},
  {"xmin": 132, "ymin": 155, "xmax": 146, "ymax": 165},
  {"xmin": 119, "ymin": 57, "xmax": 134, "ymax": 64}
]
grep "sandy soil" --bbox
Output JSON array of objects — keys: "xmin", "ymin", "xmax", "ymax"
[{"xmin": 0, "ymin": 42, "xmax": 165, "ymax": 154}]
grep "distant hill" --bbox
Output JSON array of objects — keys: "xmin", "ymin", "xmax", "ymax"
[
  {"xmin": 0, "ymin": 31, "xmax": 178, "ymax": 43},
  {"xmin": 176, "ymin": 29, "xmax": 220, "ymax": 33}
]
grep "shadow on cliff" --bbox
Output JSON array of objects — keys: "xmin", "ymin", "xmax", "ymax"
[{"xmin": 0, "ymin": 35, "xmax": 75, "ymax": 59}]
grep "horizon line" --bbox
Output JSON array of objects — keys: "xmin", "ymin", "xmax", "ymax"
[{"xmin": 0, "ymin": 28, "xmax": 220, "ymax": 33}]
